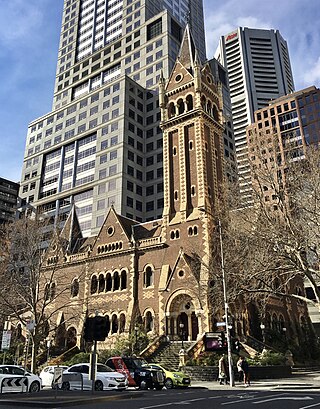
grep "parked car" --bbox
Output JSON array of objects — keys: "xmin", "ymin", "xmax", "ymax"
[
  {"xmin": 0, "ymin": 365, "xmax": 42, "ymax": 393},
  {"xmin": 39, "ymin": 365, "xmax": 69, "ymax": 388},
  {"xmin": 143, "ymin": 363, "xmax": 191, "ymax": 389},
  {"xmin": 61, "ymin": 363, "xmax": 128, "ymax": 391},
  {"xmin": 106, "ymin": 356, "xmax": 165, "ymax": 390}
]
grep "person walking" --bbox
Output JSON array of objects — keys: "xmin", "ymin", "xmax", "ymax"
[
  {"xmin": 238, "ymin": 356, "xmax": 250, "ymax": 387},
  {"xmin": 236, "ymin": 356, "xmax": 243, "ymax": 383},
  {"xmin": 218, "ymin": 354, "xmax": 228, "ymax": 385}
]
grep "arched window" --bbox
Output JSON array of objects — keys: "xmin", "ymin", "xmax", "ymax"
[
  {"xmin": 191, "ymin": 186, "xmax": 196, "ymax": 196},
  {"xmin": 44, "ymin": 283, "xmax": 50, "ymax": 301},
  {"xmin": 213, "ymin": 105, "xmax": 219, "ymax": 121},
  {"xmin": 201, "ymin": 96, "xmax": 206, "ymax": 110},
  {"xmin": 194, "ymin": 226, "xmax": 198, "ymax": 235},
  {"xmin": 207, "ymin": 101, "xmax": 212, "ymax": 115},
  {"xmin": 144, "ymin": 266, "xmax": 154, "ymax": 287},
  {"xmin": 271, "ymin": 313, "xmax": 278, "ymax": 331},
  {"xmin": 168, "ymin": 102, "xmax": 176, "ymax": 118},
  {"xmin": 145, "ymin": 311, "xmax": 154, "ymax": 332},
  {"xmin": 50, "ymin": 283, "xmax": 56, "ymax": 300},
  {"xmin": 111, "ymin": 314, "xmax": 118, "ymax": 334},
  {"xmin": 174, "ymin": 190, "xmax": 178, "ymax": 200},
  {"xmin": 106, "ymin": 273, "xmax": 112, "ymax": 292},
  {"xmin": 188, "ymin": 227, "xmax": 193, "ymax": 236},
  {"xmin": 66, "ymin": 327, "xmax": 77, "ymax": 349},
  {"xmin": 113, "ymin": 271, "xmax": 120, "ymax": 291},
  {"xmin": 91, "ymin": 275, "xmax": 98, "ymax": 294},
  {"xmin": 98, "ymin": 274, "xmax": 105, "ymax": 293},
  {"xmin": 71, "ymin": 278, "xmax": 79, "ymax": 297},
  {"xmin": 120, "ymin": 270, "xmax": 127, "ymax": 290},
  {"xmin": 177, "ymin": 98, "xmax": 184, "ymax": 115},
  {"xmin": 119, "ymin": 313, "xmax": 126, "ymax": 333},
  {"xmin": 186, "ymin": 95, "xmax": 193, "ymax": 111},
  {"xmin": 106, "ymin": 315, "xmax": 110, "ymax": 336}
]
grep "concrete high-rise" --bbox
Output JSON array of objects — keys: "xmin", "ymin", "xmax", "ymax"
[
  {"xmin": 215, "ymin": 27, "xmax": 295, "ymax": 202},
  {"xmin": 19, "ymin": 0, "xmax": 206, "ymax": 237}
]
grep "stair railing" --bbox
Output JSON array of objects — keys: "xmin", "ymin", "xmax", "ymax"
[{"xmin": 140, "ymin": 334, "xmax": 168, "ymax": 359}]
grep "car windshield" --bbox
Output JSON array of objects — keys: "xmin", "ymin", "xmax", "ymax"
[
  {"xmin": 97, "ymin": 364, "xmax": 115, "ymax": 373},
  {"xmin": 123, "ymin": 358, "xmax": 148, "ymax": 368}
]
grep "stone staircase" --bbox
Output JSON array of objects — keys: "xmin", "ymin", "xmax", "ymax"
[{"xmin": 145, "ymin": 341, "xmax": 195, "ymax": 371}]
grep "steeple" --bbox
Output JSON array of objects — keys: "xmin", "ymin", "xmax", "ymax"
[
  {"xmin": 177, "ymin": 24, "xmax": 197, "ymax": 70},
  {"xmin": 60, "ymin": 203, "xmax": 83, "ymax": 253}
]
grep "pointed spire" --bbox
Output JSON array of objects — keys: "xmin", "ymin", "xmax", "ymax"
[
  {"xmin": 177, "ymin": 24, "xmax": 197, "ymax": 70},
  {"xmin": 60, "ymin": 203, "xmax": 82, "ymax": 253}
]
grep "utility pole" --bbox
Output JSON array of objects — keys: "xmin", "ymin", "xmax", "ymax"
[{"xmin": 219, "ymin": 219, "xmax": 235, "ymax": 387}]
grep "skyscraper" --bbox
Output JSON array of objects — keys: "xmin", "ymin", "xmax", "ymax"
[
  {"xmin": 19, "ymin": 0, "xmax": 206, "ymax": 237},
  {"xmin": 215, "ymin": 27, "xmax": 295, "ymax": 202}
]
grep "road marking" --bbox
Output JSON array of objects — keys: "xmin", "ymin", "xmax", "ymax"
[
  {"xmin": 221, "ymin": 393, "xmax": 288, "ymax": 405},
  {"xmin": 140, "ymin": 398, "xmax": 207, "ymax": 408},
  {"xmin": 253, "ymin": 396, "xmax": 313, "ymax": 404},
  {"xmin": 299, "ymin": 403, "xmax": 320, "ymax": 409}
]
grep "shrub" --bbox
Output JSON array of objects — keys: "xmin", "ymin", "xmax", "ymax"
[{"xmin": 248, "ymin": 351, "xmax": 286, "ymax": 366}]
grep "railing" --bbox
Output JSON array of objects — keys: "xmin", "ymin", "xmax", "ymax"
[{"xmin": 140, "ymin": 335, "xmax": 168, "ymax": 359}]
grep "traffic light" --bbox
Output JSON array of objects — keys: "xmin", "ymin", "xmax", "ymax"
[
  {"xmin": 93, "ymin": 316, "xmax": 108, "ymax": 341},
  {"xmin": 84, "ymin": 316, "xmax": 108, "ymax": 342},
  {"xmin": 83, "ymin": 317, "xmax": 95, "ymax": 342}
]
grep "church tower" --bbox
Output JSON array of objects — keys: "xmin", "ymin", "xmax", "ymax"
[{"xmin": 160, "ymin": 25, "xmax": 225, "ymax": 225}]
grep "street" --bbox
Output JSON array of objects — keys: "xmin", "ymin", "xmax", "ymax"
[{"xmin": 2, "ymin": 388, "xmax": 320, "ymax": 409}]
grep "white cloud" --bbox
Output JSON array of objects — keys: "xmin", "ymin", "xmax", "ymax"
[{"xmin": 303, "ymin": 57, "xmax": 320, "ymax": 87}]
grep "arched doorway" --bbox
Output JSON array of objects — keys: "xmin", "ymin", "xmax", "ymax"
[{"xmin": 166, "ymin": 293, "xmax": 200, "ymax": 341}]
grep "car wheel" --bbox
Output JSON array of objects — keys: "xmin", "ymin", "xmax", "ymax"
[
  {"xmin": 165, "ymin": 378, "xmax": 174, "ymax": 389},
  {"xmin": 61, "ymin": 381, "xmax": 70, "ymax": 391},
  {"xmin": 29, "ymin": 381, "xmax": 40, "ymax": 393},
  {"xmin": 95, "ymin": 380, "xmax": 104, "ymax": 391}
]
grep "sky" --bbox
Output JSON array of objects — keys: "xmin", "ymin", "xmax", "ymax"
[{"xmin": 0, "ymin": 0, "xmax": 320, "ymax": 182}]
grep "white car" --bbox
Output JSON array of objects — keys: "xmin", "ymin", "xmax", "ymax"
[
  {"xmin": 62, "ymin": 363, "xmax": 128, "ymax": 391},
  {"xmin": 39, "ymin": 365, "xmax": 68, "ymax": 388},
  {"xmin": 0, "ymin": 365, "xmax": 41, "ymax": 393}
]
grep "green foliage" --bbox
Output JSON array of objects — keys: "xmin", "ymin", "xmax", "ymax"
[
  {"xmin": 186, "ymin": 352, "xmax": 238, "ymax": 367},
  {"xmin": 247, "ymin": 351, "xmax": 286, "ymax": 366},
  {"xmin": 64, "ymin": 352, "xmax": 90, "ymax": 366},
  {"xmin": 0, "ymin": 351, "xmax": 15, "ymax": 365}
]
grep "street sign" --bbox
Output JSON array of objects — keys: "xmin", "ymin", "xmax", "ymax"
[
  {"xmin": 1, "ymin": 330, "xmax": 11, "ymax": 350},
  {"xmin": 216, "ymin": 322, "xmax": 226, "ymax": 326},
  {"xmin": 53, "ymin": 367, "xmax": 63, "ymax": 386},
  {"xmin": 26, "ymin": 320, "xmax": 35, "ymax": 332}
]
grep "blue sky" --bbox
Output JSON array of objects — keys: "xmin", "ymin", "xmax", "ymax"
[{"xmin": 0, "ymin": 0, "xmax": 319, "ymax": 182}]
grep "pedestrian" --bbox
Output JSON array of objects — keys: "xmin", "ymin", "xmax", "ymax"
[
  {"xmin": 236, "ymin": 356, "xmax": 243, "ymax": 382},
  {"xmin": 218, "ymin": 354, "xmax": 228, "ymax": 385},
  {"xmin": 239, "ymin": 356, "xmax": 250, "ymax": 387}
]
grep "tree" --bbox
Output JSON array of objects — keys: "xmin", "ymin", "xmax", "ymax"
[
  {"xmin": 221, "ymin": 144, "xmax": 320, "ymax": 309},
  {"xmin": 0, "ymin": 216, "xmax": 85, "ymax": 372}
]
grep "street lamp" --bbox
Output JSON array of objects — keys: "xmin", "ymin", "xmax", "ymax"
[
  {"xmin": 134, "ymin": 326, "xmax": 139, "ymax": 355},
  {"xmin": 218, "ymin": 219, "xmax": 235, "ymax": 387},
  {"xmin": 260, "ymin": 323, "xmax": 265, "ymax": 345},
  {"xmin": 46, "ymin": 338, "xmax": 51, "ymax": 363},
  {"xmin": 179, "ymin": 323, "xmax": 184, "ymax": 349}
]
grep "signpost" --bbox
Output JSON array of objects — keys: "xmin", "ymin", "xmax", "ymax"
[
  {"xmin": 1, "ymin": 330, "xmax": 12, "ymax": 364},
  {"xmin": 1, "ymin": 330, "xmax": 11, "ymax": 350}
]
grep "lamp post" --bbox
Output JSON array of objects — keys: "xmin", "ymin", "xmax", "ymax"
[
  {"xmin": 282, "ymin": 327, "xmax": 287, "ymax": 349},
  {"xmin": 46, "ymin": 338, "xmax": 51, "ymax": 363},
  {"xmin": 218, "ymin": 219, "xmax": 235, "ymax": 387},
  {"xmin": 179, "ymin": 323, "xmax": 184, "ymax": 349},
  {"xmin": 134, "ymin": 326, "xmax": 139, "ymax": 355},
  {"xmin": 260, "ymin": 323, "xmax": 265, "ymax": 345}
]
